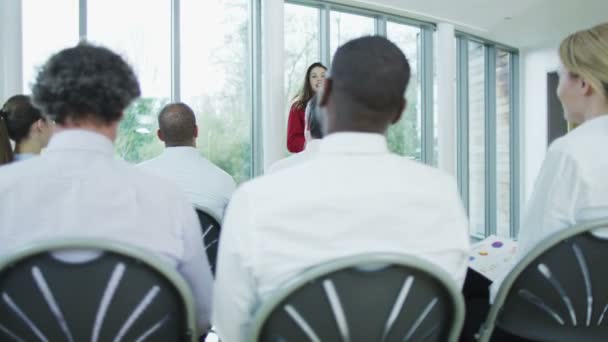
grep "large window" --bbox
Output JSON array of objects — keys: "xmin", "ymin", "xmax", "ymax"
[
  {"xmin": 457, "ymin": 36, "xmax": 519, "ymax": 238},
  {"xmin": 386, "ymin": 22, "xmax": 421, "ymax": 159},
  {"xmin": 329, "ymin": 11, "xmax": 375, "ymax": 59},
  {"xmin": 496, "ymin": 50, "xmax": 511, "ymax": 237},
  {"xmin": 88, "ymin": 0, "xmax": 171, "ymax": 163},
  {"xmin": 21, "ymin": 0, "xmax": 78, "ymax": 91},
  {"xmin": 468, "ymin": 41, "xmax": 486, "ymax": 237},
  {"xmin": 284, "ymin": 3, "xmax": 320, "ymax": 104},
  {"xmin": 21, "ymin": 0, "xmax": 255, "ymax": 183},
  {"xmin": 283, "ymin": 2, "xmax": 435, "ymax": 162},
  {"xmin": 181, "ymin": 0, "xmax": 252, "ymax": 183}
]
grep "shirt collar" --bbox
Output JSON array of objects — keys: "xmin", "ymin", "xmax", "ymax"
[
  {"xmin": 319, "ymin": 132, "xmax": 389, "ymax": 155},
  {"xmin": 13, "ymin": 153, "xmax": 38, "ymax": 161},
  {"xmin": 304, "ymin": 139, "xmax": 322, "ymax": 153},
  {"xmin": 45, "ymin": 129, "xmax": 114, "ymax": 156},
  {"xmin": 576, "ymin": 114, "xmax": 608, "ymax": 132},
  {"xmin": 161, "ymin": 146, "xmax": 199, "ymax": 157}
]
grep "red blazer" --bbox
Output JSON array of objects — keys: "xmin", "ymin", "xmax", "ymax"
[{"xmin": 286, "ymin": 103, "xmax": 306, "ymax": 153}]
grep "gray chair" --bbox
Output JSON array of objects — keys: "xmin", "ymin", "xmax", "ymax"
[
  {"xmin": 0, "ymin": 238, "xmax": 198, "ymax": 342},
  {"xmin": 248, "ymin": 253, "xmax": 465, "ymax": 342},
  {"xmin": 195, "ymin": 209, "xmax": 221, "ymax": 275},
  {"xmin": 478, "ymin": 219, "xmax": 608, "ymax": 342}
]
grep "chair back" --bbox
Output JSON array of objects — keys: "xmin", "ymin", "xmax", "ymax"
[
  {"xmin": 249, "ymin": 253, "xmax": 465, "ymax": 342},
  {"xmin": 195, "ymin": 209, "xmax": 221, "ymax": 275},
  {"xmin": 0, "ymin": 238, "xmax": 197, "ymax": 342},
  {"xmin": 478, "ymin": 219, "xmax": 608, "ymax": 342}
]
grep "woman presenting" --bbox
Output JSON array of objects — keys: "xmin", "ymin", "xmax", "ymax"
[{"xmin": 286, "ymin": 62, "xmax": 326, "ymax": 153}]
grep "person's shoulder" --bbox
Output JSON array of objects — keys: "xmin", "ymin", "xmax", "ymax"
[
  {"xmin": 118, "ymin": 158, "xmax": 185, "ymax": 197},
  {"xmin": 136, "ymin": 154, "xmax": 163, "ymax": 169},
  {"xmin": 0, "ymin": 157, "xmax": 44, "ymax": 191}
]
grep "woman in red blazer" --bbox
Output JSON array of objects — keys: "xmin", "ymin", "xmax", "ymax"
[{"xmin": 287, "ymin": 62, "xmax": 327, "ymax": 153}]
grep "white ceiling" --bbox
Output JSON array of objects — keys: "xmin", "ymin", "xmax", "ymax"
[{"xmin": 348, "ymin": 0, "xmax": 608, "ymax": 49}]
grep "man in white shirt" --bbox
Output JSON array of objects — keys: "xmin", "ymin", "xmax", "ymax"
[
  {"xmin": 0, "ymin": 44, "xmax": 213, "ymax": 333},
  {"xmin": 212, "ymin": 36, "xmax": 470, "ymax": 341},
  {"xmin": 268, "ymin": 95, "xmax": 324, "ymax": 174},
  {"xmin": 138, "ymin": 103, "xmax": 236, "ymax": 222}
]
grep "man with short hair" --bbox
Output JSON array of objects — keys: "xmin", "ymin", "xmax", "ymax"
[
  {"xmin": 267, "ymin": 94, "xmax": 324, "ymax": 173},
  {"xmin": 138, "ymin": 102, "xmax": 236, "ymax": 222},
  {"xmin": 212, "ymin": 36, "xmax": 470, "ymax": 340},
  {"xmin": 0, "ymin": 44, "xmax": 213, "ymax": 332}
]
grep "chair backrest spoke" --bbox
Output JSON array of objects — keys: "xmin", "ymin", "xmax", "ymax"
[
  {"xmin": 0, "ymin": 239, "xmax": 198, "ymax": 342},
  {"xmin": 248, "ymin": 253, "xmax": 465, "ymax": 342},
  {"xmin": 479, "ymin": 219, "xmax": 608, "ymax": 342}
]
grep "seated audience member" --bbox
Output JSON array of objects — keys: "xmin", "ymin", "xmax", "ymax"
[
  {"xmin": 212, "ymin": 36, "xmax": 470, "ymax": 341},
  {"xmin": 268, "ymin": 94, "xmax": 324, "ymax": 173},
  {"xmin": 0, "ymin": 95, "xmax": 52, "ymax": 165},
  {"xmin": 461, "ymin": 22, "xmax": 608, "ymax": 342},
  {"xmin": 138, "ymin": 102, "xmax": 236, "ymax": 221},
  {"xmin": 0, "ymin": 44, "xmax": 213, "ymax": 332}
]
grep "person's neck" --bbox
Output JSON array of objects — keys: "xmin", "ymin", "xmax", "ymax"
[
  {"xmin": 165, "ymin": 141, "xmax": 196, "ymax": 148},
  {"xmin": 583, "ymin": 100, "xmax": 608, "ymax": 122},
  {"xmin": 54, "ymin": 120, "xmax": 119, "ymax": 142},
  {"xmin": 15, "ymin": 139, "xmax": 42, "ymax": 155}
]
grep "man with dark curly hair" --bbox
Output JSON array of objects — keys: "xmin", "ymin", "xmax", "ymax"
[{"xmin": 0, "ymin": 43, "xmax": 213, "ymax": 333}]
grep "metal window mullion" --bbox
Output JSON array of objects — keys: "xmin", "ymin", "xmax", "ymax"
[
  {"xmin": 485, "ymin": 45, "xmax": 497, "ymax": 237},
  {"xmin": 251, "ymin": 0, "xmax": 263, "ymax": 177},
  {"xmin": 509, "ymin": 52, "xmax": 520, "ymax": 239},
  {"xmin": 456, "ymin": 37, "xmax": 469, "ymax": 213},
  {"xmin": 171, "ymin": 0, "xmax": 180, "ymax": 102},
  {"xmin": 320, "ymin": 4, "xmax": 330, "ymax": 66},
  {"xmin": 79, "ymin": 0, "xmax": 87, "ymax": 40},
  {"xmin": 375, "ymin": 15, "xmax": 387, "ymax": 36},
  {"xmin": 420, "ymin": 27, "xmax": 434, "ymax": 165}
]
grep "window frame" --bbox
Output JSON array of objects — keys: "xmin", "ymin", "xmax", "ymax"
[
  {"xmin": 456, "ymin": 33, "xmax": 520, "ymax": 239},
  {"xmin": 285, "ymin": 0, "xmax": 437, "ymax": 164}
]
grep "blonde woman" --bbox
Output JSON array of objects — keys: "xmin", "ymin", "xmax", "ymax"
[{"xmin": 462, "ymin": 23, "xmax": 608, "ymax": 342}]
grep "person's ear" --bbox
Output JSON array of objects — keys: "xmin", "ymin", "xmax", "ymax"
[
  {"xmin": 581, "ymin": 78, "xmax": 593, "ymax": 97},
  {"xmin": 157, "ymin": 129, "xmax": 164, "ymax": 142},
  {"xmin": 193, "ymin": 125, "xmax": 199, "ymax": 139},
  {"xmin": 319, "ymin": 78, "xmax": 333, "ymax": 108},
  {"xmin": 392, "ymin": 98, "xmax": 406, "ymax": 124}
]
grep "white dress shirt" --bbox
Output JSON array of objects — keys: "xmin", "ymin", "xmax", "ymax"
[
  {"xmin": 0, "ymin": 130, "xmax": 214, "ymax": 330},
  {"xmin": 267, "ymin": 139, "xmax": 321, "ymax": 174},
  {"xmin": 138, "ymin": 146, "xmax": 236, "ymax": 222},
  {"xmin": 212, "ymin": 132, "xmax": 470, "ymax": 341},
  {"xmin": 491, "ymin": 114, "xmax": 608, "ymax": 298}
]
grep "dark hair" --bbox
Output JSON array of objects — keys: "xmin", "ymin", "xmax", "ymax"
[
  {"xmin": 158, "ymin": 102, "xmax": 197, "ymax": 146},
  {"xmin": 32, "ymin": 42, "xmax": 141, "ymax": 125},
  {"xmin": 306, "ymin": 95, "xmax": 323, "ymax": 139},
  {"xmin": 0, "ymin": 95, "xmax": 44, "ymax": 165},
  {"xmin": 331, "ymin": 36, "xmax": 410, "ymax": 118},
  {"xmin": 292, "ymin": 62, "xmax": 327, "ymax": 110}
]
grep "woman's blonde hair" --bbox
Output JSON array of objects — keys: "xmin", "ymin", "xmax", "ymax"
[{"xmin": 559, "ymin": 22, "xmax": 608, "ymax": 99}]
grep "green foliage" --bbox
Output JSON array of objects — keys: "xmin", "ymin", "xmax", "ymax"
[
  {"xmin": 114, "ymin": 97, "xmax": 166, "ymax": 163},
  {"xmin": 386, "ymin": 79, "xmax": 422, "ymax": 160}
]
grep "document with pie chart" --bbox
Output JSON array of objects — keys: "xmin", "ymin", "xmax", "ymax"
[{"xmin": 469, "ymin": 235, "xmax": 518, "ymax": 281}]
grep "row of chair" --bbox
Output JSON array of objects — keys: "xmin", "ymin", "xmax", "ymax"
[{"xmin": 0, "ymin": 220, "xmax": 607, "ymax": 341}]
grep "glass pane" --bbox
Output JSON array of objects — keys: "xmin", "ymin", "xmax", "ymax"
[
  {"xmin": 284, "ymin": 3, "xmax": 320, "ymax": 106},
  {"xmin": 386, "ymin": 22, "xmax": 421, "ymax": 160},
  {"xmin": 329, "ymin": 11, "xmax": 375, "ymax": 60},
  {"xmin": 181, "ymin": 0, "xmax": 252, "ymax": 183},
  {"xmin": 88, "ymin": 0, "xmax": 171, "ymax": 163},
  {"xmin": 22, "ymin": 0, "xmax": 78, "ymax": 92},
  {"xmin": 496, "ymin": 50, "xmax": 511, "ymax": 237},
  {"xmin": 468, "ymin": 41, "xmax": 486, "ymax": 236}
]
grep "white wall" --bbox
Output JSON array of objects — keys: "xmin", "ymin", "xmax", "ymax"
[{"xmin": 519, "ymin": 46, "xmax": 559, "ymax": 205}]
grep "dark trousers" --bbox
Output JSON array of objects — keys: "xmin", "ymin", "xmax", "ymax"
[{"xmin": 460, "ymin": 268, "xmax": 534, "ymax": 342}]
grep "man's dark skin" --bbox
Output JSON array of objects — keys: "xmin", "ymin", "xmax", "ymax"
[{"xmin": 317, "ymin": 36, "xmax": 410, "ymax": 136}]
